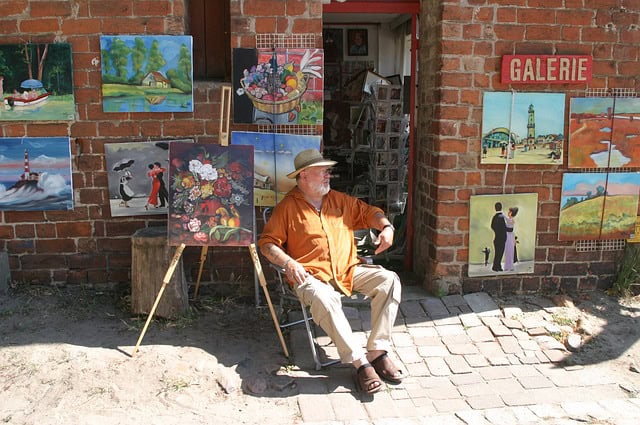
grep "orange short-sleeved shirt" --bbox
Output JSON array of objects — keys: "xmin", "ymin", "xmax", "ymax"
[{"xmin": 257, "ymin": 187, "xmax": 383, "ymax": 296}]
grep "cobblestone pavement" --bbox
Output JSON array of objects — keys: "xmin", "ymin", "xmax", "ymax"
[{"xmin": 281, "ymin": 285, "xmax": 640, "ymax": 425}]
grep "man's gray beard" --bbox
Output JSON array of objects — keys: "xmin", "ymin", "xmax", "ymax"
[{"xmin": 310, "ymin": 181, "xmax": 330, "ymax": 196}]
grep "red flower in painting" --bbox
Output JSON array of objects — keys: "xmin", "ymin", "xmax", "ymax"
[
  {"xmin": 213, "ymin": 176, "xmax": 232, "ymax": 198},
  {"xmin": 228, "ymin": 161, "xmax": 244, "ymax": 180}
]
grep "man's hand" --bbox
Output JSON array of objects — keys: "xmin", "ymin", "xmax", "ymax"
[
  {"xmin": 284, "ymin": 259, "xmax": 308, "ymax": 286},
  {"xmin": 374, "ymin": 226, "xmax": 394, "ymax": 255}
]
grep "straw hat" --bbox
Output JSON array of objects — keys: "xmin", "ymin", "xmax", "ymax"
[{"xmin": 286, "ymin": 149, "xmax": 337, "ymax": 179}]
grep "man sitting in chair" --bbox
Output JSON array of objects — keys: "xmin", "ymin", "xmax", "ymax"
[{"xmin": 258, "ymin": 148, "xmax": 405, "ymax": 394}]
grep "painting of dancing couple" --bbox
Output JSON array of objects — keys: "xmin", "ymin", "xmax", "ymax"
[
  {"xmin": 105, "ymin": 140, "xmax": 192, "ymax": 217},
  {"xmin": 469, "ymin": 193, "xmax": 538, "ymax": 277}
]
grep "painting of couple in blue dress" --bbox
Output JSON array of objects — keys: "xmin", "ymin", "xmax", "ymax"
[
  {"xmin": 0, "ymin": 137, "xmax": 73, "ymax": 211},
  {"xmin": 468, "ymin": 193, "xmax": 538, "ymax": 277}
]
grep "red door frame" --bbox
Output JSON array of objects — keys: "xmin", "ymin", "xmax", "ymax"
[{"xmin": 323, "ymin": 1, "xmax": 419, "ymax": 270}]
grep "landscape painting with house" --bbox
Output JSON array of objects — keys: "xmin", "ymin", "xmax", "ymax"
[
  {"xmin": 100, "ymin": 35, "xmax": 193, "ymax": 113},
  {"xmin": 0, "ymin": 43, "xmax": 74, "ymax": 121}
]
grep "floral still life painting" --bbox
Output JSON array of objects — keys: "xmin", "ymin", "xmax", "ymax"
[
  {"xmin": 233, "ymin": 48, "xmax": 324, "ymax": 125},
  {"xmin": 0, "ymin": 137, "xmax": 73, "ymax": 211},
  {"xmin": 558, "ymin": 172, "xmax": 640, "ymax": 241},
  {"xmin": 168, "ymin": 143, "xmax": 254, "ymax": 247}
]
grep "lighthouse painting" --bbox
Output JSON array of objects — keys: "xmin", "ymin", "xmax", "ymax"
[{"xmin": 0, "ymin": 137, "xmax": 73, "ymax": 211}]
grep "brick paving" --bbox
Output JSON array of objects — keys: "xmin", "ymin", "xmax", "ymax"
[{"xmin": 284, "ymin": 285, "xmax": 640, "ymax": 425}]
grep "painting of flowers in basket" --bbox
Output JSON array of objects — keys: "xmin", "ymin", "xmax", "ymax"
[
  {"xmin": 168, "ymin": 142, "xmax": 254, "ymax": 247},
  {"xmin": 558, "ymin": 172, "xmax": 640, "ymax": 241},
  {"xmin": 233, "ymin": 48, "xmax": 324, "ymax": 125}
]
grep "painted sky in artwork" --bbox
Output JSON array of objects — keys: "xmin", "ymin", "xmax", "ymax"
[
  {"xmin": 0, "ymin": 137, "xmax": 73, "ymax": 211},
  {"xmin": 231, "ymin": 131, "xmax": 321, "ymax": 206},
  {"xmin": 568, "ymin": 96, "xmax": 640, "ymax": 168}
]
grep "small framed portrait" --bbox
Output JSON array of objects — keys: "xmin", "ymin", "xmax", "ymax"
[
  {"xmin": 375, "ymin": 168, "xmax": 388, "ymax": 182},
  {"xmin": 375, "ymin": 152, "xmax": 389, "ymax": 166},
  {"xmin": 376, "ymin": 102, "xmax": 390, "ymax": 117},
  {"xmin": 376, "ymin": 118, "xmax": 388, "ymax": 133},
  {"xmin": 390, "ymin": 119, "xmax": 403, "ymax": 133},
  {"xmin": 374, "ymin": 135, "xmax": 387, "ymax": 150},
  {"xmin": 388, "ymin": 168, "xmax": 399, "ymax": 182},
  {"xmin": 347, "ymin": 28, "xmax": 368, "ymax": 56},
  {"xmin": 390, "ymin": 87, "xmax": 402, "ymax": 100},
  {"xmin": 376, "ymin": 85, "xmax": 389, "ymax": 100},
  {"xmin": 390, "ymin": 103, "xmax": 403, "ymax": 117},
  {"xmin": 389, "ymin": 135, "xmax": 401, "ymax": 150}
]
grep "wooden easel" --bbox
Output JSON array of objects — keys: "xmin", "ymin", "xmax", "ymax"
[
  {"xmin": 131, "ymin": 84, "xmax": 289, "ymax": 357},
  {"xmin": 193, "ymin": 84, "xmax": 232, "ymax": 300}
]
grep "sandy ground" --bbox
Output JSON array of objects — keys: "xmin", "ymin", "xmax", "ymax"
[
  {"xmin": 1, "ymin": 284, "xmax": 639, "ymax": 424},
  {"xmin": 0, "ymin": 285, "xmax": 299, "ymax": 425}
]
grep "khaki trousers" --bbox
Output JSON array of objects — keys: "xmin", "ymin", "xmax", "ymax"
[{"xmin": 294, "ymin": 264, "xmax": 401, "ymax": 364}]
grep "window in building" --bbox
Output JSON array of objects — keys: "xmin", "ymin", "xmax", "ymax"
[{"xmin": 188, "ymin": 0, "xmax": 231, "ymax": 81}]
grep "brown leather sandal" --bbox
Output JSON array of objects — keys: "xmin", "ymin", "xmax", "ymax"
[
  {"xmin": 370, "ymin": 352, "xmax": 405, "ymax": 384},
  {"xmin": 355, "ymin": 364, "xmax": 382, "ymax": 394}
]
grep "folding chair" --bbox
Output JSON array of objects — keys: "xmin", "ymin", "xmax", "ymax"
[{"xmin": 268, "ymin": 262, "xmax": 340, "ymax": 371}]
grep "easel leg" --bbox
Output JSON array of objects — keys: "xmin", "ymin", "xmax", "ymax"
[
  {"xmin": 131, "ymin": 243, "xmax": 186, "ymax": 357},
  {"xmin": 193, "ymin": 245, "xmax": 208, "ymax": 299},
  {"xmin": 249, "ymin": 243, "xmax": 289, "ymax": 358}
]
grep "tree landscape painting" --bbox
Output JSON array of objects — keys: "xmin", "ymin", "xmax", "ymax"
[
  {"xmin": 568, "ymin": 97, "xmax": 640, "ymax": 168},
  {"xmin": 231, "ymin": 131, "xmax": 321, "ymax": 206},
  {"xmin": 233, "ymin": 48, "xmax": 324, "ymax": 125},
  {"xmin": 168, "ymin": 143, "xmax": 254, "ymax": 247},
  {"xmin": 100, "ymin": 35, "xmax": 193, "ymax": 113},
  {"xmin": 481, "ymin": 92, "xmax": 565, "ymax": 165},
  {"xmin": 0, "ymin": 43, "xmax": 74, "ymax": 121},
  {"xmin": 558, "ymin": 172, "xmax": 640, "ymax": 241},
  {"xmin": 0, "ymin": 137, "xmax": 73, "ymax": 211}
]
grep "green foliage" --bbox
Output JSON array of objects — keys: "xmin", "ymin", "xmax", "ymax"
[{"xmin": 611, "ymin": 243, "xmax": 640, "ymax": 297}]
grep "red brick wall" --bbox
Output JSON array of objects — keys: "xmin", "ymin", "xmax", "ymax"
[
  {"xmin": 0, "ymin": 0, "xmax": 321, "ymax": 293},
  {"xmin": 415, "ymin": 1, "xmax": 640, "ymax": 295}
]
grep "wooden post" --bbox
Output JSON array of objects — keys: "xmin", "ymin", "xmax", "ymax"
[
  {"xmin": 248, "ymin": 243, "xmax": 289, "ymax": 358},
  {"xmin": 131, "ymin": 243, "xmax": 186, "ymax": 357},
  {"xmin": 131, "ymin": 227, "xmax": 187, "ymax": 318},
  {"xmin": 219, "ymin": 84, "xmax": 232, "ymax": 146},
  {"xmin": 192, "ymin": 245, "xmax": 208, "ymax": 299}
]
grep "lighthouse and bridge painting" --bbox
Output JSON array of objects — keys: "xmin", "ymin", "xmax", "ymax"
[{"xmin": 0, "ymin": 137, "xmax": 73, "ymax": 211}]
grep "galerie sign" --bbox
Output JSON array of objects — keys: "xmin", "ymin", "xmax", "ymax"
[{"xmin": 502, "ymin": 55, "xmax": 592, "ymax": 84}]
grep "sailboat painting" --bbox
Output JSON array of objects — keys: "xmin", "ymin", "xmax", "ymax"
[
  {"xmin": 0, "ymin": 43, "xmax": 75, "ymax": 121},
  {"xmin": 0, "ymin": 137, "xmax": 73, "ymax": 211}
]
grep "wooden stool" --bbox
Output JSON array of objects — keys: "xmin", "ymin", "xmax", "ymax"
[{"xmin": 131, "ymin": 227, "xmax": 188, "ymax": 319}]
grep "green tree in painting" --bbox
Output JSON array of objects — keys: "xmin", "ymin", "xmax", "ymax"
[
  {"xmin": 130, "ymin": 37, "xmax": 147, "ymax": 84},
  {"xmin": 103, "ymin": 38, "xmax": 131, "ymax": 84},
  {"xmin": 166, "ymin": 43, "xmax": 193, "ymax": 93},
  {"xmin": 145, "ymin": 40, "xmax": 166, "ymax": 75}
]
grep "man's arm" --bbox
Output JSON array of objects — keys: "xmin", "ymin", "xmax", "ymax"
[
  {"xmin": 259, "ymin": 242, "xmax": 307, "ymax": 286},
  {"xmin": 369, "ymin": 211, "xmax": 394, "ymax": 255}
]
